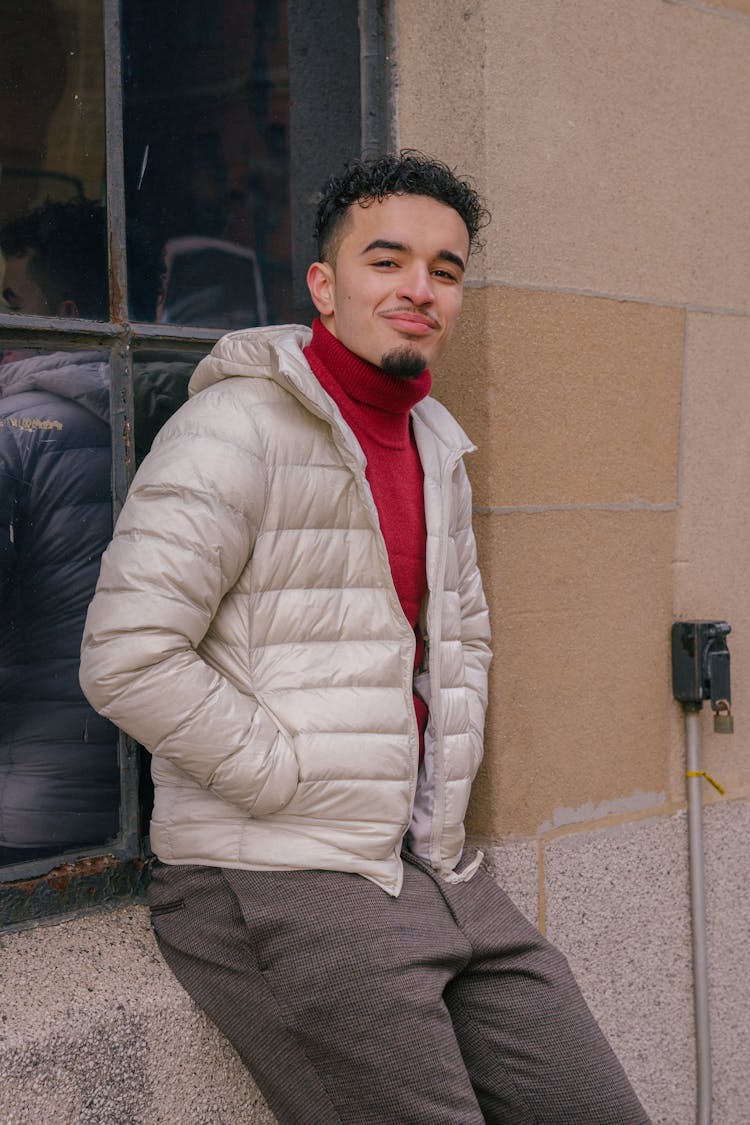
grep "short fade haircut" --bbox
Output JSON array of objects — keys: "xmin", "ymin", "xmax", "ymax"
[
  {"xmin": 0, "ymin": 198, "xmax": 162, "ymax": 321},
  {"xmin": 0, "ymin": 198, "xmax": 108, "ymax": 320},
  {"xmin": 313, "ymin": 150, "xmax": 490, "ymax": 263}
]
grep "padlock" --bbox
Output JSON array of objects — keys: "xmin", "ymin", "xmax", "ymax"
[{"xmin": 713, "ymin": 700, "xmax": 734, "ymax": 735}]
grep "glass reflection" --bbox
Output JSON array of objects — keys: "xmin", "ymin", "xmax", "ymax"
[
  {"xmin": 0, "ymin": 204, "xmax": 201, "ymax": 864},
  {"xmin": 0, "ymin": 341, "xmax": 118, "ymax": 863},
  {"xmin": 122, "ymin": 0, "xmax": 292, "ymax": 327},
  {"xmin": 132, "ymin": 347, "xmax": 205, "ymax": 466},
  {"xmin": 1, "ymin": 199, "xmax": 107, "ymax": 319},
  {"xmin": 0, "ymin": 1, "xmax": 107, "ymax": 319}
]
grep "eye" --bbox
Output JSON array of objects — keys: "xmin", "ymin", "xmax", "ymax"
[
  {"xmin": 372, "ymin": 258, "xmax": 398, "ymax": 269},
  {"xmin": 432, "ymin": 268, "xmax": 460, "ymax": 282}
]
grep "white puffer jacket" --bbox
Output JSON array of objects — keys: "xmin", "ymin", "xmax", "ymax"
[{"xmin": 80, "ymin": 325, "xmax": 491, "ymax": 895}]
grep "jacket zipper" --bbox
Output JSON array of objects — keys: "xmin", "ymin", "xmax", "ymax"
[
  {"xmin": 427, "ymin": 450, "xmax": 464, "ymax": 868},
  {"xmin": 277, "ymin": 360, "xmax": 472, "ymax": 850},
  {"xmin": 277, "ymin": 365, "xmax": 421, "ymax": 785}
]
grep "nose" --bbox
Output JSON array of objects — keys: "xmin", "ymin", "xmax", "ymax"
[{"xmin": 396, "ymin": 263, "xmax": 434, "ymax": 306}]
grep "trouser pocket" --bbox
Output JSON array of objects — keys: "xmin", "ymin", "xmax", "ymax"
[{"xmin": 149, "ymin": 898, "xmax": 186, "ymax": 917}]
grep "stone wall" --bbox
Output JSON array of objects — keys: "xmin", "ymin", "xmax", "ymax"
[{"xmin": 397, "ymin": 1, "xmax": 750, "ymax": 1120}]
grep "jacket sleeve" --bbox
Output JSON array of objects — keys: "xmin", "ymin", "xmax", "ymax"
[
  {"xmin": 453, "ymin": 459, "xmax": 492, "ymax": 756},
  {"xmin": 79, "ymin": 391, "xmax": 299, "ymax": 816}
]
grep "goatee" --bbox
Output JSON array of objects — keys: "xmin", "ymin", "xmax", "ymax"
[{"xmin": 379, "ymin": 346, "xmax": 427, "ymax": 380}]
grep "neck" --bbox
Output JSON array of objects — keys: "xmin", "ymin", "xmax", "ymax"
[{"xmin": 304, "ymin": 320, "xmax": 431, "ymax": 418}]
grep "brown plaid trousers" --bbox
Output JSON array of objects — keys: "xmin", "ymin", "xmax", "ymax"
[{"xmin": 148, "ymin": 850, "xmax": 651, "ymax": 1124}]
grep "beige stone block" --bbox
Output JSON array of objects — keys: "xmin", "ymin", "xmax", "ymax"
[
  {"xmin": 434, "ymin": 287, "xmax": 684, "ymax": 508},
  {"xmin": 395, "ymin": 1, "xmax": 489, "ymax": 257},
  {"xmin": 672, "ymin": 311, "xmax": 750, "ymax": 799},
  {"xmin": 466, "ymin": 508, "xmax": 674, "ymax": 839},
  {"xmin": 703, "ymin": 0, "xmax": 750, "ymax": 15},
  {"xmin": 397, "ymin": 0, "xmax": 750, "ymax": 309}
]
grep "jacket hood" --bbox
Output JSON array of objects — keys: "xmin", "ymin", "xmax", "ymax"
[
  {"xmin": 0, "ymin": 350, "xmax": 110, "ymax": 423},
  {"xmin": 188, "ymin": 324, "xmax": 312, "ymax": 395},
  {"xmin": 189, "ymin": 323, "xmax": 475, "ymax": 455}
]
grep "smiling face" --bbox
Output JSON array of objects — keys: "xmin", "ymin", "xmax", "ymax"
[{"xmin": 306, "ymin": 194, "xmax": 470, "ymax": 375}]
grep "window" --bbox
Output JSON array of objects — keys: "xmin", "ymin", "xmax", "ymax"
[{"xmin": 0, "ymin": 0, "xmax": 391, "ymax": 930}]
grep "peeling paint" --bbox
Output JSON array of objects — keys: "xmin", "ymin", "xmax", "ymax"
[
  {"xmin": 1, "ymin": 855, "xmax": 150, "ymax": 930},
  {"xmin": 538, "ymin": 789, "xmax": 667, "ymax": 835},
  {"xmin": 108, "ymin": 230, "xmax": 126, "ymax": 323}
]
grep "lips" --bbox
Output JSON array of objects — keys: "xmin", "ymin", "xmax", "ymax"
[{"xmin": 382, "ymin": 311, "xmax": 438, "ymax": 335}]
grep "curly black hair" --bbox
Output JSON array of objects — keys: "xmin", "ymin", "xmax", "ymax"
[{"xmin": 313, "ymin": 150, "xmax": 490, "ymax": 263}]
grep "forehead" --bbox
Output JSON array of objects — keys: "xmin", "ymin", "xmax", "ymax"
[{"xmin": 340, "ymin": 194, "xmax": 470, "ymax": 258}]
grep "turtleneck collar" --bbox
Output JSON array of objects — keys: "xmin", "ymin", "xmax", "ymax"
[{"xmin": 305, "ymin": 319, "xmax": 432, "ymax": 419}]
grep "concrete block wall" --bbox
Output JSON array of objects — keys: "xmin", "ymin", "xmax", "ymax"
[
  {"xmin": 0, "ymin": 908, "xmax": 275, "ymax": 1125},
  {"xmin": 397, "ymin": 0, "xmax": 750, "ymax": 1120}
]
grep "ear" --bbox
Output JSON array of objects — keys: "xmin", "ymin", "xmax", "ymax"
[
  {"xmin": 306, "ymin": 261, "xmax": 335, "ymax": 317},
  {"xmin": 56, "ymin": 298, "xmax": 80, "ymax": 319}
]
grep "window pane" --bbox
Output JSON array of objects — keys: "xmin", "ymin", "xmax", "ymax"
[
  {"xmin": 0, "ymin": 337, "xmax": 192, "ymax": 871},
  {"xmin": 287, "ymin": 0, "xmax": 362, "ymax": 317},
  {"xmin": 0, "ymin": 2, "xmax": 107, "ymax": 320},
  {"xmin": 122, "ymin": 0, "xmax": 292, "ymax": 328},
  {"xmin": 132, "ymin": 346, "xmax": 208, "ymax": 465},
  {"xmin": 0, "ymin": 342, "xmax": 118, "ymax": 866}
]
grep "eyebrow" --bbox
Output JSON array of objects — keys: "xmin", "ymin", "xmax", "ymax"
[{"xmin": 362, "ymin": 239, "xmax": 466, "ymax": 273}]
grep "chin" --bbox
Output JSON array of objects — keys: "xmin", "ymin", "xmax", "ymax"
[{"xmin": 379, "ymin": 346, "xmax": 428, "ymax": 379}]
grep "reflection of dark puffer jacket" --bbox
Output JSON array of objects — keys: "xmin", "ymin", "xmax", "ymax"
[
  {"xmin": 0, "ymin": 351, "xmax": 119, "ymax": 855},
  {"xmin": 132, "ymin": 350, "xmax": 197, "ymax": 467}
]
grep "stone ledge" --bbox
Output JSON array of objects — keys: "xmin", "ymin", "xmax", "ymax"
[{"xmin": 0, "ymin": 905, "xmax": 274, "ymax": 1124}]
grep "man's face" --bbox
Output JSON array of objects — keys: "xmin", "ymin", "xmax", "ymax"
[
  {"xmin": 1, "ymin": 251, "xmax": 52, "ymax": 316},
  {"xmin": 307, "ymin": 194, "xmax": 470, "ymax": 374}
]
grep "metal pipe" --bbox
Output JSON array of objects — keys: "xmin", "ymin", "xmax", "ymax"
[{"xmin": 684, "ymin": 706, "xmax": 713, "ymax": 1125}]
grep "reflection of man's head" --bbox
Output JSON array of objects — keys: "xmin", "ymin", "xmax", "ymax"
[{"xmin": 0, "ymin": 199, "xmax": 107, "ymax": 320}]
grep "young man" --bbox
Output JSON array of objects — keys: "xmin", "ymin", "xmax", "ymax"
[{"xmin": 80, "ymin": 153, "xmax": 651, "ymax": 1124}]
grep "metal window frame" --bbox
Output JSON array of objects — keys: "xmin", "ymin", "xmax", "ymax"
[{"xmin": 0, "ymin": 0, "xmax": 393, "ymax": 931}]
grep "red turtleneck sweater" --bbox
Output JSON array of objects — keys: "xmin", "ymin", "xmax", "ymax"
[{"xmin": 304, "ymin": 319, "xmax": 430, "ymax": 760}]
